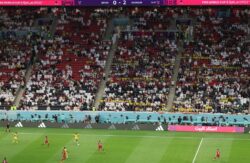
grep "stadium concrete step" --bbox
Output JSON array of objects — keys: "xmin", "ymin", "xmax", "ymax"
[
  {"xmin": 13, "ymin": 62, "xmax": 34, "ymax": 107},
  {"xmin": 93, "ymin": 33, "xmax": 120, "ymax": 110},
  {"xmin": 50, "ymin": 16, "xmax": 58, "ymax": 36},
  {"xmin": 166, "ymin": 41, "xmax": 184, "ymax": 111},
  {"xmin": 104, "ymin": 17, "xmax": 115, "ymax": 40}
]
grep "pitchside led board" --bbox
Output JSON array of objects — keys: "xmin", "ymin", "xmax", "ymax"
[{"xmin": 0, "ymin": 0, "xmax": 249, "ymax": 5}]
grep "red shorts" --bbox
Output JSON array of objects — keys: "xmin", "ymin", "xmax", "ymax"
[
  {"xmin": 62, "ymin": 155, "xmax": 66, "ymax": 160},
  {"xmin": 216, "ymin": 154, "xmax": 220, "ymax": 158},
  {"xmin": 98, "ymin": 145, "xmax": 102, "ymax": 149},
  {"xmin": 45, "ymin": 140, "xmax": 49, "ymax": 144}
]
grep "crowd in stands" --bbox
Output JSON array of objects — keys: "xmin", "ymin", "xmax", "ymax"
[
  {"xmin": 0, "ymin": 7, "xmax": 51, "ymax": 31},
  {"xmin": 174, "ymin": 8, "xmax": 250, "ymax": 113},
  {"xmin": 0, "ymin": 7, "xmax": 50, "ymax": 107},
  {"xmin": 126, "ymin": 8, "xmax": 187, "ymax": 31},
  {"xmin": 99, "ymin": 31, "xmax": 177, "ymax": 111},
  {"xmin": 20, "ymin": 8, "xmax": 111, "ymax": 110},
  {"xmin": 0, "ymin": 34, "xmax": 36, "ymax": 106},
  {"xmin": 0, "ymin": 7, "xmax": 249, "ymax": 114}
]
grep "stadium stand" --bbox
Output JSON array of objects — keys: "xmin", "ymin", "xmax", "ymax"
[
  {"xmin": 173, "ymin": 8, "xmax": 250, "ymax": 113},
  {"xmin": 20, "ymin": 8, "xmax": 111, "ymax": 111},
  {"xmin": 99, "ymin": 31, "xmax": 177, "ymax": 111},
  {"xmin": 0, "ymin": 34, "xmax": 35, "ymax": 107},
  {"xmin": 0, "ymin": 7, "xmax": 47, "ymax": 31},
  {"xmin": 0, "ymin": 7, "xmax": 249, "ymax": 114}
]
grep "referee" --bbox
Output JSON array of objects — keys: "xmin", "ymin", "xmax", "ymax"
[{"xmin": 5, "ymin": 122, "xmax": 10, "ymax": 132}]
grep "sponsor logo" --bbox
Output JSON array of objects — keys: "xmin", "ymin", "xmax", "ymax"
[
  {"xmin": 168, "ymin": 125, "xmax": 244, "ymax": 133},
  {"xmin": 62, "ymin": 123, "xmax": 69, "ymax": 128},
  {"xmin": 15, "ymin": 122, "xmax": 23, "ymax": 128},
  {"xmin": 38, "ymin": 122, "xmax": 46, "ymax": 128},
  {"xmin": 132, "ymin": 125, "xmax": 140, "ymax": 130},
  {"xmin": 84, "ymin": 124, "xmax": 92, "ymax": 129},
  {"xmin": 156, "ymin": 125, "xmax": 164, "ymax": 131},
  {"xmin": 194, "ymin": 126, "xmax": 218, "ymax": 132},
  {"xmin": 108, "ymin": 124, "xmax": 116, "ymax": 130}
]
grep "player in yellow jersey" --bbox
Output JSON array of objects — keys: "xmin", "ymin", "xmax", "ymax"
[
  {"xmin": 12, "ymin": 132, "xmax": 18, "ymax": 144},
  {"xmin": 73, "ymin": 133, "xmax": 80, "ymax": 146}
]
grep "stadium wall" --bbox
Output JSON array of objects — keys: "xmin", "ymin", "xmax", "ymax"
[
  {"xmin": 0, "ymin": 121, "xmax": 168, "ymax": 131},
  {"xmin": 1, "ymin": 110, "xmax": 250, "ymax": 126},
  {"xmin": 0, "ymin": 120, "xmax": 247, "ymax": 133},
  {"xmin": 1, "ymin": 111, "xmax": 250, "ymax": 125},
  {"xmin": 1, "ymin": 111, "xmax": 250, "ymax": 132}
]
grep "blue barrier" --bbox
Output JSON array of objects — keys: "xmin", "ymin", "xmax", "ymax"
[{"xmin": 0, "ymin": 111, "xmax": 250, "ymax": 126}]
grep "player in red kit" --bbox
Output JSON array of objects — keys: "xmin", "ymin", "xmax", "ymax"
[
  {"xmin": 98, "ymin": 140, "xmax": 103, "ymax": 152},
  {"xmin": 2, "ymin": 157, "xmax": 8, "ymax": 163},
  {"xmin": 61, "ymin": 147, "xmax": 68, "ymax": 163},
  {"xmin": 214, "ymin": 149, "xmax": 220, "ymax": 160},
  {"xmin": 44, "ymin": 136, "xmax": 50, "ymax": 147}
]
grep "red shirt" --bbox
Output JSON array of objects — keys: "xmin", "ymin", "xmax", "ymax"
[
  {"xmin": 63, "ymin": 149, "xmax": 67, "ymax": 156},
  {"xmin": 3, "ymin": 160, "xmax": 8, "ymax": 163}
]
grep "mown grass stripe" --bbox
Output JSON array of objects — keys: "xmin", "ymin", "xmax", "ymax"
[
  {"xmin": 18, "ymin": 132, "xmax": 250, "ymax": 141},
  {"xmin": 0, "ymin": 133, "xmax": 42, "ymax": 162},
  {"xmin": 159, "ymin": 137, "xmax": 200, "ymax": 163},
  {"xmin": 44, "ymin": 134, "xmax": 74, "ymax": 163},
  {"xmin": 227, "ymin": 139, "xmax": 250, "ymax": 163},
  {"xmin": 85, "ymin": 136, "xmax": 143, "ymax": 163},
  {"xmin": 194, "ymin": 138, "xmax": 234, "ymax": 163},
  {"xmin": 125, "ymin": 137, "xmax": 174, "ymax": 163}
]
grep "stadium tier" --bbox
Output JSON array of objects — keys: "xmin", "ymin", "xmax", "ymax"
[
  {"xmin": 99, "ymin": 31, "xmax": 177, "ymax": 111},
  {"xmin": 174, "ymin": 8, "xmax": 250, "ymax": 113},
  {"xmin": 0, "ymin": 7, "xmax": 249, "ymax": 113},
  {"xmin": 20, "ymin": 8, "xmax": 111, "ymax": 110}
]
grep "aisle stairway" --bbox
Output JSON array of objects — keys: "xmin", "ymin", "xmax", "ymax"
[
  {"xmin": 165, "ymin": 41, "xmax": 184, "ymax": 111},
  {"xmin": 13, "ymin": 62, "xmax": 34, "ymax": 107},
  {"xmin": 93, "ymin": 33, "xmax": 119, "ymax": 110}
]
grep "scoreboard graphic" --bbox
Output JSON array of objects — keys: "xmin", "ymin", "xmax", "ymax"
[
  {"xmin": 0, "ymin": 0, "xmax": 249, "ymax": 6},
  {"xmin": 0, "ymin": 0, "xmax": 61, "ymax": 5}
]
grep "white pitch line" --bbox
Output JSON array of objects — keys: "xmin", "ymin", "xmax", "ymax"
[{"xmin": 192, "ymin": 138, "xmax": 203, "ymax": 163}]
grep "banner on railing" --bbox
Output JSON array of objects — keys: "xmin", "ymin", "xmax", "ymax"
[
  {"xmin": 168, "ymin": 125, "xmax": 244, "ymax": 133},
  {"xmin": 0, "ymin": 121, "xmax": 168, "ymax": 131},
  {"xmin": 244, "ymin": 127, "xmax": 250, "ymax": 133}
]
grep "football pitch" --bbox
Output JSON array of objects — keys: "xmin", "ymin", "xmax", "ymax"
[{"xmin": 1, "ymin": 128, "xmax": 250, "ymax": 163}]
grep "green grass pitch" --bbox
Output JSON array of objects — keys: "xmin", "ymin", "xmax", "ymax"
[{"xmin": 0, "ymin": 127, "xmax": 250, "ymax": 163}]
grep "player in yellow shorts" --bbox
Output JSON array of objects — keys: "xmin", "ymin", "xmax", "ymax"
[
  {"xmin": 12, "ymin": 132, "xmax": 19, "ymax": 144},
  {"xmin": 73, "ymin": 133, "xmax": 80, "ymax": 146}
]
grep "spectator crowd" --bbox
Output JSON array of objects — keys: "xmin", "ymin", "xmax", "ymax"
[
  {"xmin": 0, "ymin": 7, "xmax": 249, "ymax": 114},
  {"xmin": 174, "ymin": 8, "xmax": 250, "ymax": 113},
  {"xmin": 99, "ymin": 31, "xmax": 177, "ymax": 111}
]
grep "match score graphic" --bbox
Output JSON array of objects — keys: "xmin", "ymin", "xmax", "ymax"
[
  {"xmin": 0, "ymin": 0, "xmax": 249, "ymax": 6},
  {"xmin": 68, "ymin": 0, "xmax": 250, "ymax": 5},
  {"xmin": 73, "ymin": 0, "xmax": 163, "ymax": 6},
  {"xmin": 0, "ymin": 0, "xmax": 62, "ymax": 5},
  {"xmin": 172, "ymin": 0, "xmax": 250, "ymax": 5}
]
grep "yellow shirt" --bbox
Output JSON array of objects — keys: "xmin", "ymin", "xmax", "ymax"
[
  {"xmin": 13, "ymin": 134, "xmax": 18, "ymax": 139},
  {"xmin": 74, "ymin": 134, "xmax": 79, "ymax": 140}
]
